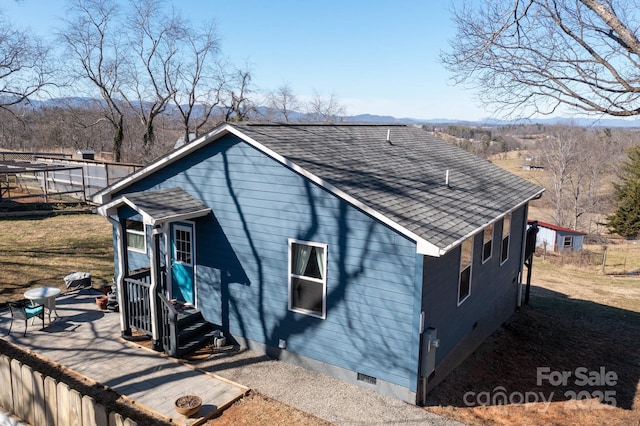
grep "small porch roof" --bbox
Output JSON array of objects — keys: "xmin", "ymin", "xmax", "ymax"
[{"xmin": 97, "ymin": 187, "xmax": 211, "ymax": 225}]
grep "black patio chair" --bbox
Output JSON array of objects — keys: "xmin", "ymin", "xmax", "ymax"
[{"xmin": 7, "ymin": 301, "xmax": 45, "ymax": 337}]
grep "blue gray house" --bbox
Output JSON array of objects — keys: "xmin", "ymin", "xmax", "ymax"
[{"xmin": 94, "ymin": 123, "xmax": 544, "ymax": 405}]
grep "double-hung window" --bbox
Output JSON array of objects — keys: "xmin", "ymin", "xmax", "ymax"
[
  {"xmin": 125, "ymin": 220, "xmax": 146, "ymax": 253},
  {"xmin": 288, "ymin": 239, "xmax": 327, "ymax": 319},
  {"xmin": 458, "ymin": 237, "xmax": 473, "ymax": 306},
  {"xmin": 501, "ymin": 213, "xmax": 511, "ymax": 264},
  {"xmin": 563, "ymin": 236, "xmax": 573, "ymax": 249},
  {"xmin": 482, "ymin": 224, "xmax": 493, "ymax": 263}
]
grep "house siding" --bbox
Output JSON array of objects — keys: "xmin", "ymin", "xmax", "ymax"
[
  {"xmin": 114, "ymin": 134, "xmax": 422, "ymax": 393},
  {"xmin": 112, "ymin": 207, "xmax": 152, "ymax": 273},
  {"xmin": 536, "ymin": 226, "xmax": 557, "ymax": 251},
  {"xmin": 421, "ymin": 205, "xmax": 527, "ymax": 390},
  {"xmin": 555, "ymin": 231, "xmax": 584, "ymax": 251}
]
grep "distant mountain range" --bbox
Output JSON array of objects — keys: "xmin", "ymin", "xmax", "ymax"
[
  {"xmin": 10, "ymin": 96, "xmax": 640, "ymax": 128},
  {"xmin": 345, "ymin": 114, "xmax": 640, "ymax": 128}
]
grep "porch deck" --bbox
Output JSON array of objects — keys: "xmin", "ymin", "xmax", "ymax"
[{"xmin": 0, "ymin": 289, "xmax": 248, "ymax": 426}]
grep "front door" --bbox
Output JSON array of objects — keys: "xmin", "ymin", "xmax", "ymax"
[{"xmin": 170, "ymin": 222, "xmax": 195, "ymax": 304}]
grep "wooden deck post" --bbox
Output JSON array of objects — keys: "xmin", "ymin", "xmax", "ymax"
[
  {"xmin": 149, "ymin": 226, "xmax": 162, "ymax": 350},
  {"xmin": 107, "ymin": 216, "xmax": 131, "ymax": 336}
]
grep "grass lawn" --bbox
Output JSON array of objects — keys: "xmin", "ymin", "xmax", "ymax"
[{"xmin": 0, "ymin": 213, "xmax": 115, "ymax": 304}]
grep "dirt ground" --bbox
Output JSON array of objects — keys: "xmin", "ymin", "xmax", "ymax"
[
  {"xmin": 425, "ymin": 257, "xmax": 640, "ymax": 426},
  {"xmin": 205, "ymin": 393, "xmax": 331, "ymax": 426}
]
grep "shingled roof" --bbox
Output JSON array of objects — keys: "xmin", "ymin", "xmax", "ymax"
[
  {"xmin": 94, "ymin": 123, "xmax": 543, "ymax": 256},
  {"xmin": 233, "ymin": 123, "xmax": 543, "ymax": 253},
  {"xmin": 98, "ymin": 187, "xmax": 211, "ymax": 225}
]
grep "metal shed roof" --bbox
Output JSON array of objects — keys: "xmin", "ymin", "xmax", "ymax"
[{"xmin": 0, "ymin": 160, "xmax": 82, "ymax": 174}]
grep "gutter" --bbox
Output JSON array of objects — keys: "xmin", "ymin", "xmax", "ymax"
[{"xmin": 438, "ymin": 188, "xmax": 545, "ymax": 257}]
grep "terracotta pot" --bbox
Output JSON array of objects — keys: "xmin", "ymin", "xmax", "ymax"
[
  {"xmin": 96, "ymin": 295, "xmax": 108, "ymax": 310},
  {"xmin": 174, "ymin": 395, "xmax": 202, "ymax": 417},
  {"xmin": 102, "ymin": 285, "xmax": 112, "ymax": 295}
]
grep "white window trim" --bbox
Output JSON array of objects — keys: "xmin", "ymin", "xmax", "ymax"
[
  {"xmin": 288, "ymin": 238, "xmax": 328, "ymax": 319},
  {"xmin": 457, "ymin": 237, "xmax": 473, "ymax": 306},
  {"xmin": 482, "ymin": 224, "xmax": 493, "ymax": 264},
  {"xmin": 125, "ymin": 220, "xmax": 146, "ymax": 254},
  {"xmin": 563, "ymin": 236, "xmax": 573, "ymax": 248},
  {"xmin": 173, "ymin": 224, "xmax": 194, "ymax": 267},
  {"xmin": 500, "ymin": 214, "xmax": 511, "ymax": 266}
]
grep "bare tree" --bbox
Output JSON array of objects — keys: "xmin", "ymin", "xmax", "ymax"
[
  {"xmin": 443, "ymin": 0, "xmax": 640, "ymax": 118},
  {"xmin": 0, "ymin": 110, "xmax": 30, "ymax": 150},
  {"xmin": 223, "ymin": 66, "xmax": 256, "ymax": 122},
  {"xmin": 306, "ymin": 91, "xmax": 346, "ymax": 122},
  {"xmin": 61, "ymin": 0, "xmax": 127, "ymax": 162},
  {"xmin": 0, "ymin": 14, "xmax": 54, "ymax": 113},
  {"xmin": 168, "ymin": 21, "xmax": 225, "ymax": 145},
  {"xmin": 121, "ymin": 0, "xmax": 182, "ymax": 148},
  {"xmin": 536, "ymin": 125, "xmax": 622, "ymax": 229},
  {"xmin": 265, "ymin": 83, "xmax": 301, "ymax": 122},
  {"xmin": 537, "ymin": 126, "xmax": 582, "ymax": 227}
]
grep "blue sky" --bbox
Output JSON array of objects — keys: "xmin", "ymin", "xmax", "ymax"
[{"xmin": 1, "ymin": 0, "xmax": 489, "ymax": 120}]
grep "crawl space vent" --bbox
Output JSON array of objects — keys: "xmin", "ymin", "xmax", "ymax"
[{"xmin": 357, "ymin": 373, "xmax": 377, "ymax": 385}]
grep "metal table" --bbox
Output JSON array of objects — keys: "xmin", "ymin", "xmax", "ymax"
[{"xmin": 24, "ymin": 286, "xmax": 61, "ymax": 324}]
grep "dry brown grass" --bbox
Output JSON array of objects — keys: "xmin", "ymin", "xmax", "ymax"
[
  {"xmin": 426, "ymin": 258, "xmax": 640, "ymax": 426},
  {"xmin": 206, "ymin": 392, "xmax": 331, "ymax": 426},
  {"xmin": 0, "ymin": 213, "xmax": 114, "ymax": 303}
]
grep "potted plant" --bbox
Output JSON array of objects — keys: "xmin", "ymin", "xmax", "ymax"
[
  {"xmin": 95, "ymin": 295, "xmax": 108, "ymax": 310},
  {"xmin": 174, "ymin": 395, "xmax": 202, "ymax": 417}
]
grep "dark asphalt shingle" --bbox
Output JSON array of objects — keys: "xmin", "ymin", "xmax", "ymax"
[
  {"xmin": 123, "ymin": 187, "xmax": 210, "ymax": 223},
  {"xmin": 233, "ymin": 123, "xmax": 543, "ymax": 251}
]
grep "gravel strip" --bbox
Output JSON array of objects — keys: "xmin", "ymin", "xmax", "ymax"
[{"xmin": 188, "ymin": 346, "xmax": 466, "ymax": 426}]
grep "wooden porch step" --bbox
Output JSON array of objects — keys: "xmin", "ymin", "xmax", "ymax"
[
  {"xmin": 178, "ymin": 316, "xmax": 213, "ymax": 341},
  {"xmin": 175, "ymin": 309, "xmax": 217, "ymax": 358},
  {"xmin": 177, "ymin": 326, "xmax": 219, "ymax": 358},
  {"xmin": 176, "ymin": 307, "xmax": 202, "ymax": 328}
]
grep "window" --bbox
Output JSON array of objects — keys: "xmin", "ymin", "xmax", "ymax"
[
  {"xmin": 501, "ymin": 213, "xmax": 511, "ymax": 264},
  {"xmin": 174, "ymin": 226, "xmax": 192, "ymax": 265},
  {"xmin": 563, "ymin": 236, "xmax": 573, "ymax": 248},
  {"xmin": 288, "ymin": 240, "xmax": 327, "ymax": 319},
  {"xmin": 482, "ymin": 224, "xmax": 493, "ymax": 263},
  {"xmin": 125, "ymin": 220, "xmax": 146, "ymax": 253},
  {"xmin": 458, "ymin": 237, "xmax": 473, "ymax": 306}
]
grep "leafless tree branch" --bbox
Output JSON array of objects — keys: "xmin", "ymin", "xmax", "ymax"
[{"xmin": 442, "ymin": 0, "xmax": 640, "ymax": 118}]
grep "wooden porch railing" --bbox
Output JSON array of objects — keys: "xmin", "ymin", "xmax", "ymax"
[
  {"xmin": 123, "ymin": 266, "xmax": 166, "ymax": 338},
  {"xmin": 122, "ymin": 266, "xmax": 207, "ymax": 358},
  {"xmin": 158, "ymin": 294, "xmax": 179, "ymax": 357},
  {"xmin": 124, "ymin": 274, "xmax": 152, "ymax": 336}
]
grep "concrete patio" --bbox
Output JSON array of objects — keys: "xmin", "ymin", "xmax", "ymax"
[{"xmin": 0, "ymin": 288, "xmax": 248, "ymax": 426}]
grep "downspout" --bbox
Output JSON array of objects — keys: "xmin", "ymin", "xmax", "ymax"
[
  {"xmin": 517, "ymin": 203, "xmax": 530, "ymax": 308},
  {"xmin": 106, "ymin": 216, "xmax": 130, "ymax": 336},
  {"xmin": 149, "ymin": 225, "xmax": 162, "ymax": 350}
]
